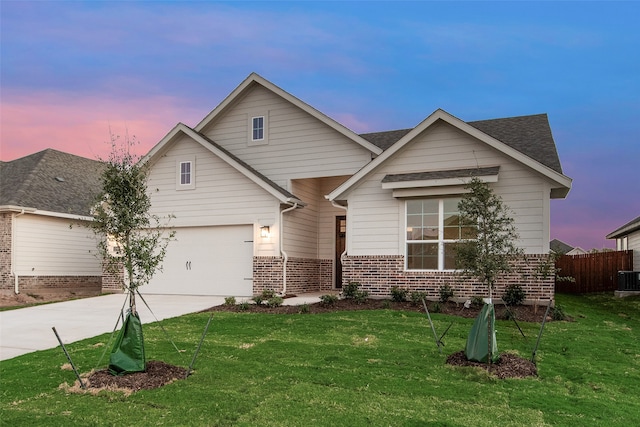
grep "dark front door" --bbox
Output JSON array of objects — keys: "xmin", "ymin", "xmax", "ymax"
[{"xmin": 335, "ymin": 216, "xmax": 346, "ymax": 288}]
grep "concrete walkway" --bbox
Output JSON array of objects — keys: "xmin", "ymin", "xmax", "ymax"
[{"xmin": 0, "ymin": 292, "xmax": 322, "ymax": 361}]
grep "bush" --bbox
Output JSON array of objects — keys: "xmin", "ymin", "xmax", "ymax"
[
  {"xmin": 431, "ymin": 301, "xmax": 442, "ymax": 313},
  {"xmin": 382, "ymin": 300, "xmax": 391, "ymax": 309},
  {"xmin": 298, "ymin": 303, "xmax": 310, "ymax": 313},
  {"xmin": 438, "ymin": 284, "xmax": 454, "ymax": 303},
  {"xmin": 320, "ymin": 294, "xmax": 339, "ymax": 306},
  {"xmin": 390, "ymin": 286, "xmax": 408, "ymax": 302},
  {"xmin": 353, "ymin": 290, "xmax": 369, "ymax": 304},
  {"xmin": 410, "ymin": 291, "xmax": 427, "ymax": 306},
  {"xmin": 224, "ymin": 296, "xmax": 236, "ymax": 306},
  {"xmin": 261, "ymin": 289, "xmax": 277, "ymax": 299},
  {"xmin": 343, "ymin": 282, "xmax": 361, "ymax": 299},
  {"xmin": 471, "ymin": 295, "xmax": 485, "ymax": 307},
  {"xmin": 503, "ymin": 284, "xmax": 526, "ymax": 306},
  {"xmin": 239, "ymin": 302, "xmax": 250, "ymax": 311},
  {"xmin": 253, "ymin": 289, "xmax": 277, "ymax": 306},
  {"xmin": 552, "ymin": 304, "xmax": 566, "ymax": 321},
  {"xmin": 251, "ymin": 295, "xmax": 264, "ymax": 306},
  {"xmin": 266, "ymin": 296, "xmax": 283, "ymax": 308}
]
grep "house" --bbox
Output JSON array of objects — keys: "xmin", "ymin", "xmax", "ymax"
[
  {"xmin": 607, "ymin": 215, "xmax": 640, "ymax": 268},
  {"xmin": 549, "ymin": 238, "xmax": 587, "ymax": 256},
  {"xmin": 141, "ymin": 73, "xmax": 572, "ymax": 302},
  {"xmin": 0, "ymin": 149, "xmax": 105, "ymax": 298}
]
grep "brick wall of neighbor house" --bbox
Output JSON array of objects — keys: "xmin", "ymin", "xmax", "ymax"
[
  {"xmin": 253, "ymin": 256, "xmax": 331, "ymax": 295},
  {"xmin": 342, "ymin": 254, "xmax": 554, "ymax": 304},
  {"xmin": 14, "ymin": 275, "xmax": 102, "ymax": 298},
  {"xmin": 0, "ymin": 213, "xmax": 12, "ymax": 293},
  {"xmin": 101, "ymin": 261, "xmax": 125, "ymax": 293}
]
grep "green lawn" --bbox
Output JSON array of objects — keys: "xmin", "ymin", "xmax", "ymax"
[{"xmin": 1, "ymin": 294, "xmax": 639, "ymax": 426}]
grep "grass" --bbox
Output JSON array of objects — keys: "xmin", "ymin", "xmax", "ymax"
[{"xmin": 1, "ymin": 293, "xmax": 639, "ymax": 426}]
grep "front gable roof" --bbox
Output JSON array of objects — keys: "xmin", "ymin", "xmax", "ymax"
[
  {"xmin": 606, "ymin": 215, "xmax": 640, "ymax": 239},
  {"xmin": 0, "ymin": 149, "xmax": 105, "ymax": 217},
  {"xmin": 329, "ymin": 109, "xmax": 572, "ymax": 201},
  {"xmin": 194, "ymin": 73, "xmax": 383, "ymax": 156},
  {"xmin": 142, "ymin": 123, "xmax": 305, "ymax": 206}
]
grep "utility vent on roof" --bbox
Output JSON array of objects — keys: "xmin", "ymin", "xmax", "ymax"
[{"xmin": 55, "ymin": 177, "xmax": 65, "ymax": 182}]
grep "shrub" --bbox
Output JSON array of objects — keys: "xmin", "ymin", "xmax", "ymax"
[
  {"xmin": 410, "ymin": 291, "xmax": 427, "ymax": 306},
  {"xmin": 390, "ymin": 286, "xmax": 408, "ymax": 302},
  {"xmin": 503, "ymin": 284, "xmax": 526, "ymax": 306},
  {"xmin": 343, "ymin": 282, "xmax": 361, "ymax": 299},
  {"xmin": 353, "ymin": 289, "xmax": 369, "ymax": 304},
  {"xmin": 552, "ymin": 304, "xmax": 566, "ymax": 321},
  {"xmin": 471, "ymin": 295, "xmax": 485, "ymax": 307},
  {"xmin": 266, "ymin": 296, "xmax": 283, "ymax": 308},
  {"xmin": 320, "ymin": 294, "xmax": 339, "ymax": 306},
  {"xmin": 438, "ymin": 284, "xmax": 454, "ymax": 303},
  {"xmin": 382, "ymin": 300, "xmax": 391, "ymax": 309},
  {"xmin": 261, "ymin": 289, "xmax": 277, "ymax": 299},
  {"xmin": 224, "ymin": 296, "xmax": 236, "ymax": 306},
  {"xmin": 251, "ymin": 295, "xmax": 264, "ymax": 306},
  {"xmin": 239, "ymin": 302, "xmax": 250, "ymax": 311},
  {"xmin": 431, "ymin": 301, "xmax": 442, "ymax": 313},
  {"xmin": 299, "ymin": 303, "xmax": 310, "ymax": 313}
]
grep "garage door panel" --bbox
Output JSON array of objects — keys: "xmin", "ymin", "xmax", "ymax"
[{"xmin": 145, "ymin": 225, "xmax": 253, "ymax": 296}]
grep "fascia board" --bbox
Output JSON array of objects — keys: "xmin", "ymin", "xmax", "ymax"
[
  {"xmin": 194, "ymin": 73, "xmax": 382, "ymax": 155},
  {"xmin": 381, "ymin": 174, "xmax": 498, "ymax": 190}
]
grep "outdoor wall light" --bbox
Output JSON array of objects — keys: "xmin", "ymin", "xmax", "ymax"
[{"xmin": 260, "ymin": 225, "xmax": 270, "ymax": 238}]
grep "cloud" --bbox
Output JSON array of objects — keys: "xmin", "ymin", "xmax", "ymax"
[{"xmin": 0, "ymin": 90, "xmax": 204, "ymax": 161}]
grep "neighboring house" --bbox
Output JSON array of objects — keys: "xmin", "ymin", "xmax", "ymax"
[
  {"xmin": 607, "ymin": 215, "xmax": 640, "ymax": 268},
  {"xmin": 550, "ymin": 239, "xmax": 587, "ymax": 256},
  {"xmin": 0, "ymin": 149, "xmax": 105, "ymax": 297},
  {"xmin": 141, "ymin": 73, "xmax": 572, "ymax": 302}
]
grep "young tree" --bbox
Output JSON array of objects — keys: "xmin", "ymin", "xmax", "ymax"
[
  {"xmin": 88, "ymin": 134, "xmax": 173, "ymax": 373},
  {"xmin": 456, "ymin": 177, "xmax": 523, "ymax": 301},
  {"xmin": 455, "ymin": 177, "xmax": 523, "ymax": 363}
]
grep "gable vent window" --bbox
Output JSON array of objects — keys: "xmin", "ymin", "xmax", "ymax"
[
  {"xmin": 176, "ymin": 157, "xmax": 196, "ymax": 190},
  {"xmin": 248, "ymin": 112, "xmax": 268, "ymax": 146},
  {"xmin": 252, "ymin": 116, "xmax": 264, "ymax": 141}
]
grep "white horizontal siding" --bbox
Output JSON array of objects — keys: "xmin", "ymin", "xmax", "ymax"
[
  {"xmin": 285, "ymin": 179, "xmax": 319, "ymax": 258},
  {"xmin": 14, "ymin": 215, "xmax": 101, "ymax": 275},
  {"xmin": 201, "ymin": 85, "xmax": 372, "ymax": 186},
  {"xmin": 628, "ymin": 231, "xmax": 640, "ymax": 268},
  {"xmin": 347, "ymin": 121, "xmax": 553, "ymax": 255},
  {"xmin": 147, "ymin": 137, "xmax": 280, "ymax": 229}
]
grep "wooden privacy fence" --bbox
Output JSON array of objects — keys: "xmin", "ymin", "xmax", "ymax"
[{"xmin": 555, "ymin": 250, "xmax": 634, "ymax": 294}]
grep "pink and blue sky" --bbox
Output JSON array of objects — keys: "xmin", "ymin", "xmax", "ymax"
[{"xmin": 1, "ymin": 1, "xmax": 638, "ymax": 250}]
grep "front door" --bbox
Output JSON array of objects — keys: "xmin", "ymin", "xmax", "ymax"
[{"xmin": 335, "ymin": 216, "xmax": 346, "ymax": 288}]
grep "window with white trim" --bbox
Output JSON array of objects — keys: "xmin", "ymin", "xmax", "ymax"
[
  {"xmin": 252, "ymin": 116, "xmax": 264, "ymax": 141},
  {"xmin": 176, "ymin": 157, "xmax": 195, "ymax": 190},
  {"xmin": 406, "ymin": 198, "xmax": 475, "ymax": 270}
]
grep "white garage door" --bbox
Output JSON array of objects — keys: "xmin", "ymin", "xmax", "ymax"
[{"xmin": 144, "ymin": 225, "xmax": 253, "ymax": 296}]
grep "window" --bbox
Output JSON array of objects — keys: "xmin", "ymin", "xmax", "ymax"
[
  {"xmin": 180, "ymin": 161, "xmax": 191, "ymax": 185},
  {"xmin": 176, "ymin": 157, "xmax": 195, "ymax": 190},
  {"xmin": 252, "ymin": 116, "xmax": 264, "ymax": 141},
  {"xmin": 406, "ymin": 198, "xmax": 475, "ymax": 270}
]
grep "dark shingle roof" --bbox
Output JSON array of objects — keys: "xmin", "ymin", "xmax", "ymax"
[
  {"xmin": 0, "ymin": 149, "xmax": 106, "ymax": 216},
  {"xmin": 382, "ymin": 166, "xmax": 500, "ymax": 183},
  {"xmin": 550, "ymin": 238, "xmax": 574, "ymax": 254},
  {"xmin": 359, "ymin": 114, "xmax": 563, "ymax": 174}
]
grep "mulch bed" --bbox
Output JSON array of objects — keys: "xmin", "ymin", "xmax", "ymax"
[{"xmin": 70, "ymin": 298, "xmax": 550, "ymax": 394}]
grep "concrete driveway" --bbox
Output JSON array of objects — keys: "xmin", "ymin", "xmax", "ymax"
[{"xmin": 0, "ymin": 292, "xmax": 322, "ymax": 361}]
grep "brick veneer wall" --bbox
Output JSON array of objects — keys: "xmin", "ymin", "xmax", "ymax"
[
  {"xmin": 253, "ymin": 256, "xmax": 333, "ymax": 295},
  {"xmin": 0, "ymin": 213, "xmax": 12, "ymax": 293},
  {"xmin": 13, "ymin": 275, "xmax": 102, "ymax": 298},
  {"xmin": 342, "ymin": 254, "xmax": 554, "ymax": 304},
  {"xmin": 102, "ymin": 261, "xmax": 125, "ymax": 293}
]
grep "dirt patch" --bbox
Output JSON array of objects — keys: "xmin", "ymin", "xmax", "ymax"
[
  {"xmin": 84, "ymin": 360, "xmax": 188, "ymax": 393},
  {"xmin": 0, "ymin": 292, "xmax": 95, "ymax": 308},
  {"xmin": 446, "ymin": 351, "xmax": 538, "ymax": 379}
]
